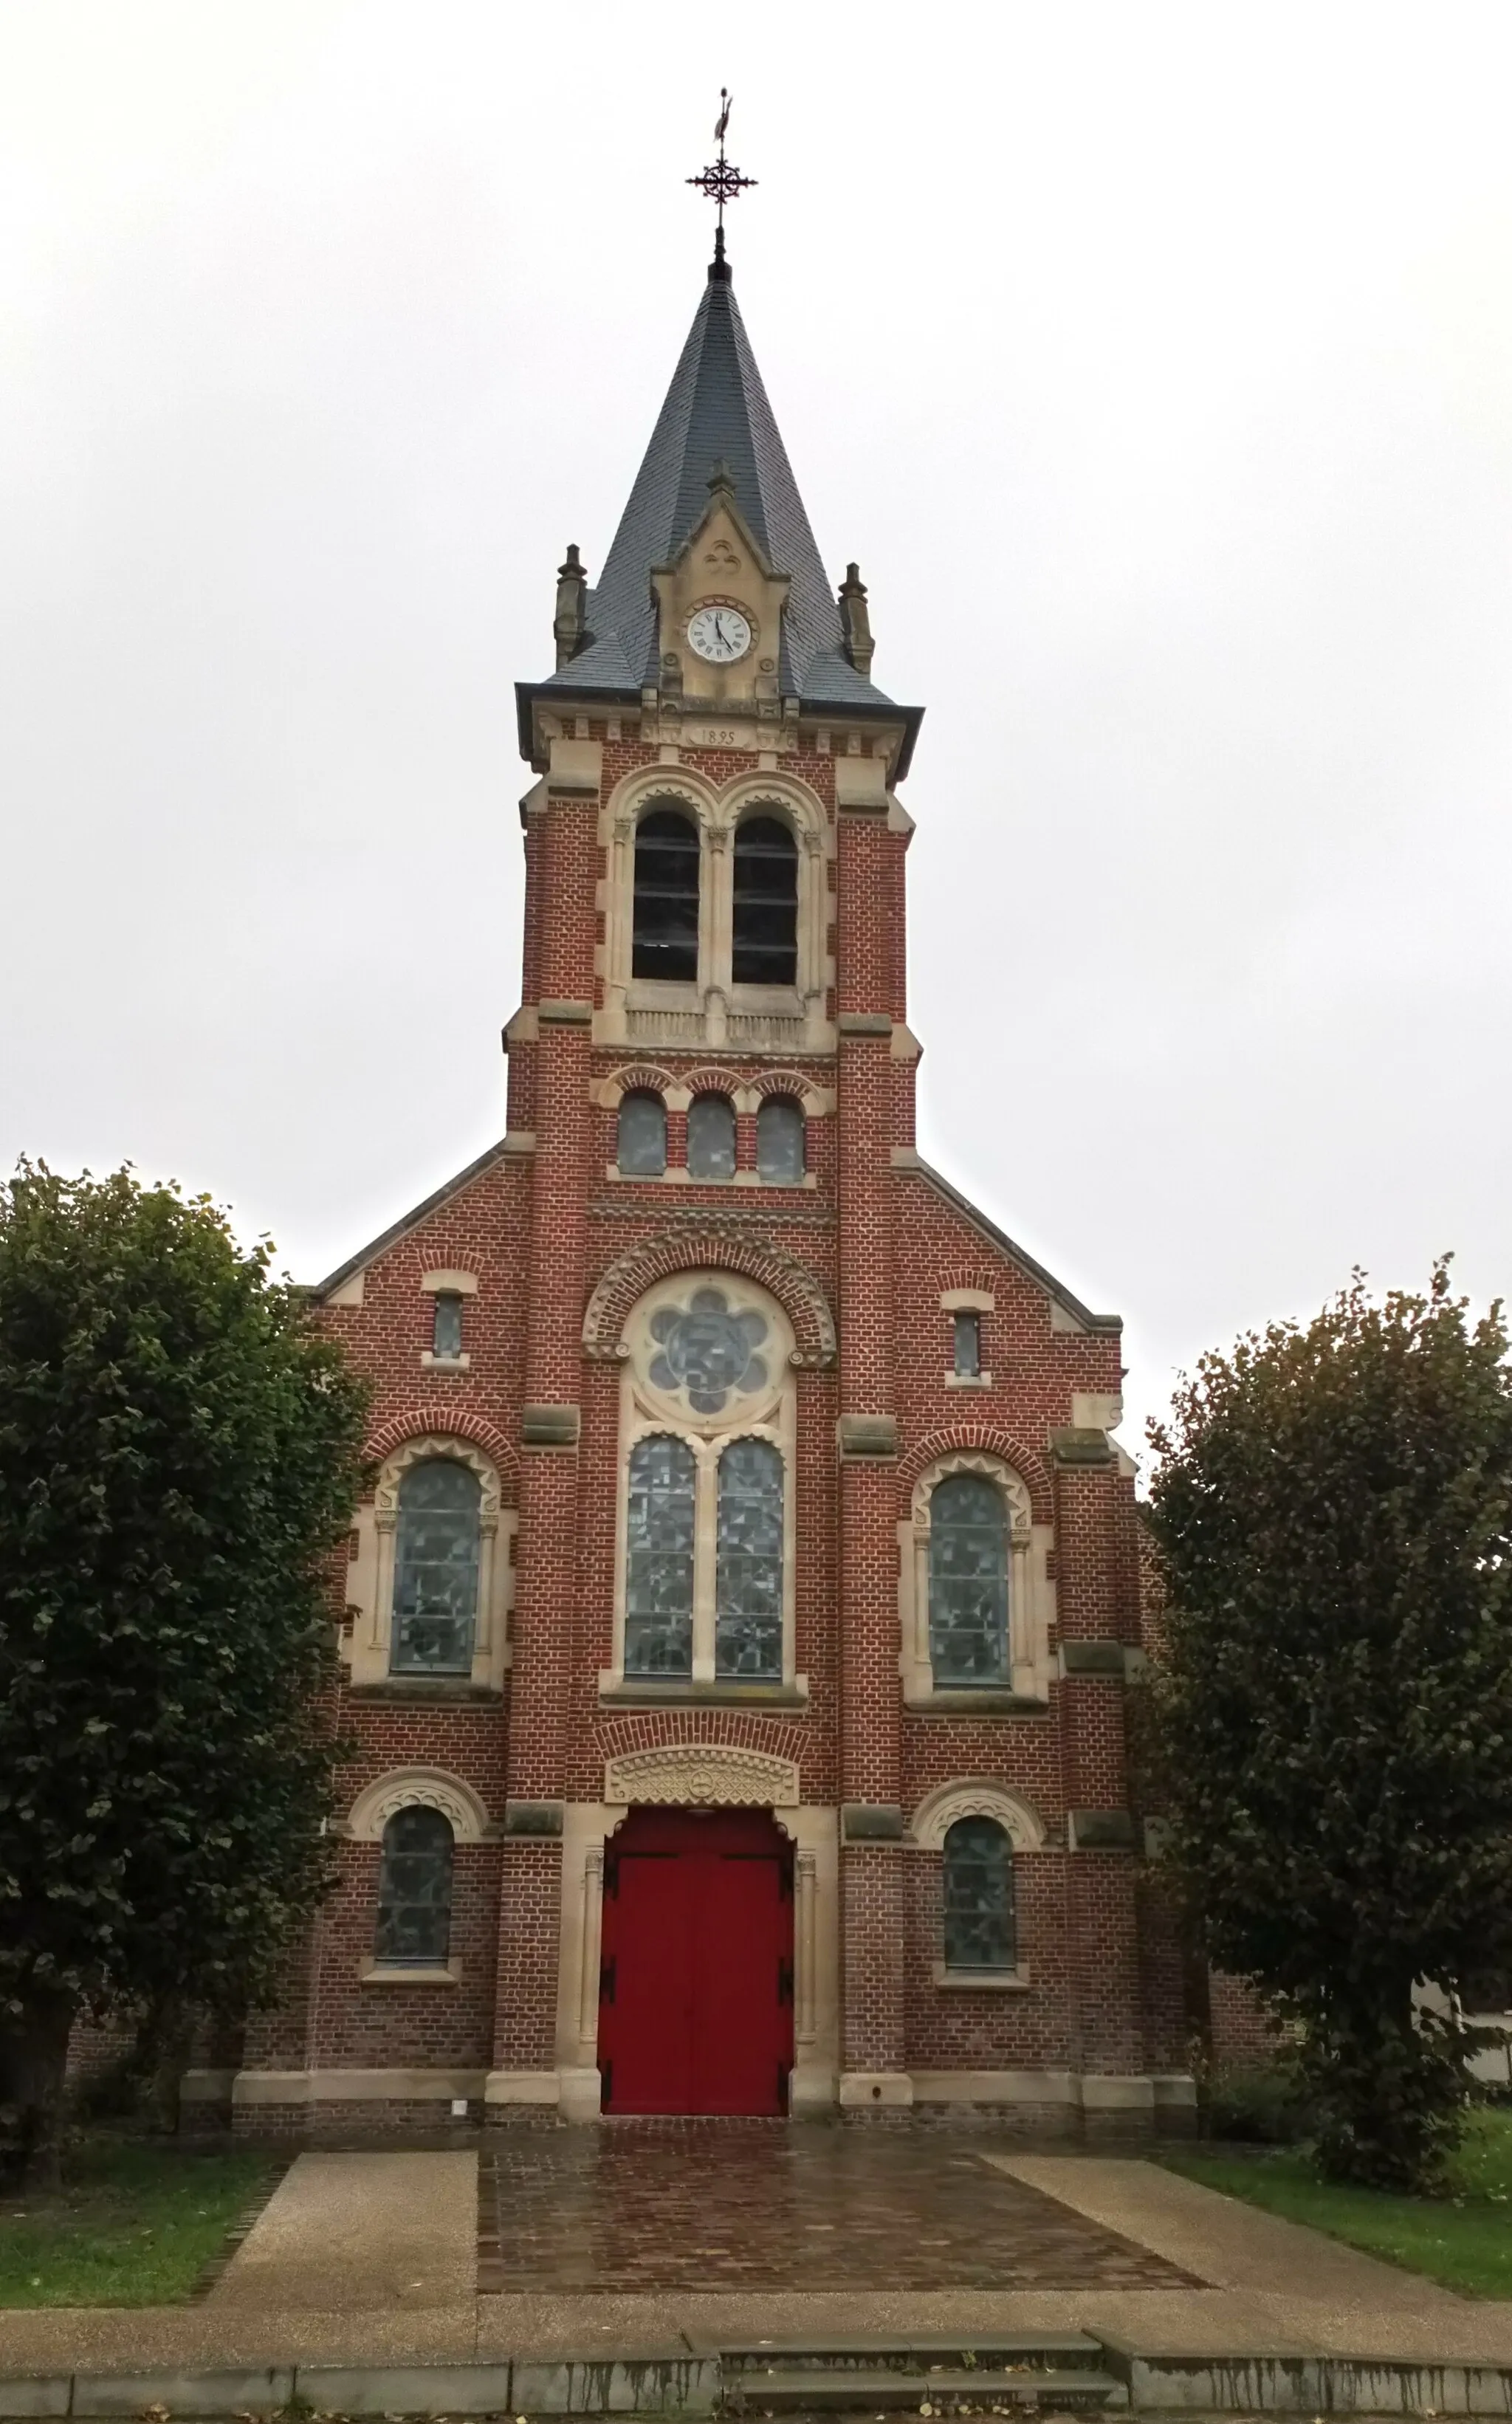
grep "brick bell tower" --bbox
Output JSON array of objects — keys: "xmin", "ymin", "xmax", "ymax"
[{"xmin": 227, "ymin": 134, "xmax": 1188, "ymax": 2139}]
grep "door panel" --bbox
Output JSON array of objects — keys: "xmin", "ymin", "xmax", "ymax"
[{"xmin": 599, "ymin": 1808, "xmax": 794, "ymax": 2115}]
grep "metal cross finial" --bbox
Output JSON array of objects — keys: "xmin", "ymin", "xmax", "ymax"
[{"xmin": 687, "ymin": 88, "xmax": 757, "ymax": 268}]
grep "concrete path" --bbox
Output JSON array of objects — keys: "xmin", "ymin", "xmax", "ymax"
[
  {"xmin": 983, "ymin": 2153, "xmax": 1466, "ymax": 2310},
  {"xmin": 210, "ymin": 2150, "xmax": 476, "ymax": 2312}
]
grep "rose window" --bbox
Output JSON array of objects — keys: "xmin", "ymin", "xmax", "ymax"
[{"xmin": 646, "ymin": 1288, "xmax": 769, "ymax": 1415}]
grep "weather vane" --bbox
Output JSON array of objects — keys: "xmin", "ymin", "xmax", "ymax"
[{"xmin": 687, "ymin": 89, "xmax": 757, "ymax": 267}]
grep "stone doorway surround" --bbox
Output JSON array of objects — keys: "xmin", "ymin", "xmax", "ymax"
[{"xmin": 549, "ymin": 1743, "xmax": 839, "ymax": 2122}]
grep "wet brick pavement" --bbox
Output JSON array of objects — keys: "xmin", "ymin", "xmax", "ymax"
[{"xmin": 478, "ymin": 2122, "xmax": 1203, "ymax": 2293}]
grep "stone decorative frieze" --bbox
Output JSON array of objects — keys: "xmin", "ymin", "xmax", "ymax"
[{"xmin": 603, "ymin": 1744, "xmax": 801, "ymax": 1808}]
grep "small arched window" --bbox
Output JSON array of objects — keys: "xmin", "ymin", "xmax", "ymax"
[
  {"xmin": 732, "ymin": 814, "xmax": 798, "ymax": 986},
  {"xmin": 927, "ymin": 1472, "xmax": 1009, "ymax": 1686},
  {"xmin": 625, "ymin": 1435, "xmax": 695, "ymax": 1675},
  {"xmin": 942, "ymin": 1816, "xmax": 1016, "ymax": 1972},
  {"xmin": 757, "ymin": 1096, "xmax": 805, "ymax": 1184},
  {"xmin": 617, "ymin": 1091, "xmax": 667, "ymax": 1176},
  {"xmin": 715, "ymin": 1438, "xmax": 784, "ymax": 1680},
  {"xmin": 391, "ymin": 1459, "xmax": 481, "ymax": 1675},
  {"xmin": 633, "ymin": 807, "xmax": 701, "ymax": 983},
  {"xmin": 687, "ymin": 1093, "xmax": 735, "ymax": 1180},
  {"xmin": 375, "ymin": 1806, "xmax": 454, "ymax": 1967}
]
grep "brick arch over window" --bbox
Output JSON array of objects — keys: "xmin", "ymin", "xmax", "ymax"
[
  {"xmin": 898, "ymin": 1425, "xmax": 1053, "ymax": 1524},
  {"xmin": 583, "ymin": 1235, "xmax": 836, "ymax": 1369},
  {"xmin": 365, "ymin": 1407, "xmax": 519, "ymax": 1503},
  {"xmin": 594, "ymin": 1063, "xmax": 678, "ymax": 1110}
]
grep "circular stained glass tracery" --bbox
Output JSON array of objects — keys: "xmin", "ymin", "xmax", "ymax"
[{"xmin": 646, "ymin": 1287, "xmax": 769, "ymax": 1415}]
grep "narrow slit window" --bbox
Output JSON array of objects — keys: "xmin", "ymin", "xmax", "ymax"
[
  {"xmin": 927, "ymin": 1472, "xmax": 1009, "ymax": 1686},
  {"xmin": 617, "ymin": 1091, "xmax": 667, "ymax": 1176},
  {"xmin": 632, "ymin": 807, "xmax": 701, "ymax": 983},
  {"xmin": 732, "ymin": 815, "xmax": 798, "ymax": 986},
  {"xmin": 687, "ymin": 1093, "xmax": 735, "ymax": 1180},
  {"xmin": 391, "ymin": 1459, "xmax": 481, "ymax": 1675},
  {"xmin": 756, "ymin": 1096, "xmax": 805, "ymax": 1184},
  {"xmin": 952, "ymin": 1311, "xmax": 981, "ymax": 1377},
  {"xmin": 432, "ymin": 1291, "xmax": 464, "ymax": 1360},
  {"xmin": 625, "ymin": 1435, "xmax": 695, "ymax": 1675},
  {"xmin": 942, "ymin": 1816, "xmax": 1015, "ymax": 1972},
  {"xmin": 715, "ymin": 1438, "xmax": 784, "ymax": 1680},
  {"xmin": 375, "ymin": 1806, "xmax": 454, "ymax": 1966}
]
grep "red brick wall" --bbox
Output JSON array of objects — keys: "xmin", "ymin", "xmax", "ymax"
[{"xmin": 259, "ymin": 720, "xmax": 1164, "ymax": 2112}]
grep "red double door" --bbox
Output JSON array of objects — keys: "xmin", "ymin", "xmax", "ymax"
[{"xmin": 597, "ymin": 1807, "xmax": 794, "ymax": 2115}]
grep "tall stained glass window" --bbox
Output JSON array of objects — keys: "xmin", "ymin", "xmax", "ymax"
[
  {"xmin": 942, "ymin": 1816, "xmax": 1015, "ymax": 1971},
  {"xmin": 715, "ymin": 1438, "xmax": 784, "ymax": 1678},
  {"xmin": 625, "ymin": 1435, "xmax": 695, "ymax": 1675},
  {"xmin": 391, "ymin": 1459, "xmax": 481, "ymax": 1675},
  {"xmin": 375, "ymin": 1806, "xmax": 454, "ymax": 1965},
  {"xmin": 927, "ymin": 1473, "xmax": 1009, "ymax": 1686}
]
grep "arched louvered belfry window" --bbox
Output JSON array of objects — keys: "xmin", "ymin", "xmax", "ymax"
[
  {"xmin": 374, "ymin": 1806, "xmax": 455, "ymax": 1966},
  {"xmin": 732, "ymin": 814, "xmax": 798, "ymax": 986},
  {"xmin": 617, "ymin": 1090, "xmax": 667, "ymax": 1176},
  {"xmin": 927, "ymin": 1472, "xmax": 1009, "ymax": 1686},
  {"xmin": 391, "ymin": 1460, "xmax": 481, "ymax": 1675},
  {"xmin": 941, "ymin": 1816, "xmax": 1016, "ymax": 1972},
  {"xmin": 632, "ymin": 807, "xmax": 701, "ymax": 982},
  {"xmin": 687, "ymin": 1092, "xmax": 735, "ymax": 1180},
  {"xmin": 715, "ymin": 1438, "xmax": 784, "ymax": 1679},
  {"xmin": 625, "ymin": 1435, "xmax": 696, "ymax": 1675}
]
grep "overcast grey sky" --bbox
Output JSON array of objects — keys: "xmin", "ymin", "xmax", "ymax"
[{"xmin": 3, "ymin": 1, "xmax": 1510, "ymax": 1462}]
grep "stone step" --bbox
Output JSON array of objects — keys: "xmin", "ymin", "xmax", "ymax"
[
  {"xmin": 724, "ymin": 2335, "xmax": 1108, "ymax": 2372},
  {"xmin": 726, "ymin": 2365, "xmax": 1128, "ymax": 2413}
]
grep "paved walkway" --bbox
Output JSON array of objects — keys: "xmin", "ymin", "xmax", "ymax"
[
  {"xmin": 5, "ymin": 2139, "xmax": 1512, "ymax": 2380},
  {"xmin": 479, "ymin": 2126, "xmax": 1199, "ymax": 2292}
]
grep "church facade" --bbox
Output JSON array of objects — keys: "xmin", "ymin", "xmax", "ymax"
[{"xmin": 222, "ymin": 244, "xmax": 1192, "ymax": 2137}]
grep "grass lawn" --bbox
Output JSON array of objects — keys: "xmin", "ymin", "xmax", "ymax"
[
  {"xmin": 1158, "ymin": 2105, "xmax": 1512, "ymax": 2298},
  {"xmin": 0, "ymin": 2136, "xmax": 282, "ymax": 2307}
]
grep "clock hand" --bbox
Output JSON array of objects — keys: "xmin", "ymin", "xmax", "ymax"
[{"xmin": 713, "ymin": 613, "xmax": 727, "ymax": 648}]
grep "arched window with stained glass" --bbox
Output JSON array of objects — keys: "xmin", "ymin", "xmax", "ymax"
[
  {"xmin": 374, "ymin": 1806, "xmax": 455, "ymax": 1967},
  {"xmin": 941, "ymin": 1816, "xmax": 1016, "ymax": 1973},
  {"xmin": 391, "ymin": 1459, "xmax": 481, "ymax": 1676},
  {"xmin": 927, "ymin": 1472, "xmax": 1009, "ymax": 1686},
  {"xmin": 756, "ymin": 1096, "xmax": 805, "ymax": 1184},
  {"xmin": 687, "ymin": 1093, "xmax": 736, "ymax": 1179}
]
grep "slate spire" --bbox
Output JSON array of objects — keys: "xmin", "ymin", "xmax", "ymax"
[{"xmin": 543, "ymin": 261, "xmax": 894, "ymax": 710}]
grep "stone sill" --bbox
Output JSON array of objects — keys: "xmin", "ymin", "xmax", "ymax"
[
  {"xmin": 419, "ymin": 1351, "xmax": 471, "ymax": 1371},
  {"xmin": 932, "ymin": 1962, "xmax": 1032, "ymax": 1993},
  {"xmin": 604, "ymin": 1167, "xmax": 817, "ymax": 1191},
  {"xmin": 904, "ymin": 1691, "xmax": 1050, "ymax": 1717},
  {"xmin": 598, "ymin": 1675, "xmax": 809, "ymax": 1711},
  {"xmin": 361, "ymin": 1961, "xmax": 461, "ymax": 1987},
  {"xmin": 347, "ymin": 1680, "xmax": 504, "ymax": 1706},
  {"xmin": 944, "ymin": 1372, "xmax": 994, "ymax": 1390}
]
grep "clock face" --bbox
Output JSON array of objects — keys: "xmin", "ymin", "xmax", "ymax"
[{"xmin": 687, "ymin": 603, "xmax": 752, "ymax": 665}]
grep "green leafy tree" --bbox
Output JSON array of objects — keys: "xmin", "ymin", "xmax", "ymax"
[
  {"xmin": 1146, "ymin": 1262, "xmax": 1512, "ymax": 2191},
  {"xmin": 0, "ymin": 1164, "xmax": 368, "ymax": 2184}
]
